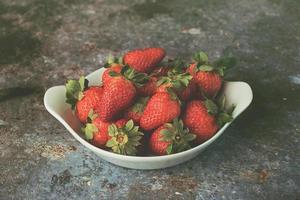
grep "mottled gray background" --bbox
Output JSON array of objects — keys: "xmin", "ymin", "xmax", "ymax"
[{"xmin": 0, "ymin": 0, "xmax": 299, "ymax": 199}]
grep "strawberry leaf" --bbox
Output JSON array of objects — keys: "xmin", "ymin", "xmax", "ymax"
[
  {"xmin": 106, "ymin": 138, "xmax": 117, "ymax": 147},
  {"xmin": 170, "ymin": 58, "xmax": 186, "ymax": 73},
  {"xmin": 179, "ymin": 78, "xmax": 189, "ymax": 87},
  {"xmin": 107, "ymin": 54, "xmax": 115, "ymax": 65},
  {"xmin": 166, "ymin": 88, "xmax": 181, "ymax": 103},
  {"xmin": 213, "ymin": 56, "xmax": 237, "ymax": 76},
  {"xmin": 159, "ymin": 118, "xmax": 196, "ymax": 155},
  {"xmin": 166, "ymin": 144, "xmax": 173, "ymax": 155},
  {"xmin": 118, "ymin": 56, "xmax": 123, "ymax": 64},
  {"xmin": 104, "ymin": 54, "xmax": 122, "ymax": 68},
  {"xmin": 217, "ymin": 112, "xmax": 233, "ymax": 127},
  {"xmin": 216, "ymin": 67, "xmax": 225, "ymax": 76},
  {"xmin": 214, "ymin": 56, "xmax": 237, "ymax": 69},
  {"xmin": 184, "ymin": 133, "xmax": 197, "ymax": 141},
  {"xmin": 65, "ymin": 76, "xmax": 88, "ymax": 109},
  {"xmin": 227, "ymin": 104, "xmax": 235, "ymax": 114},
  {"xmin": 83, "ymin": 123, "xmax": 98, "ymax": 140},
  {"xmin": 120, "ymin": 65, "xmax": 149, "ymax": 87},
  {"xmin": 193, "ymin": 51, "xmax": 208, "ymax": 64},
  {"xmin": 160, "ymin": 129, "xmax": 173, "ymax": 142},
  {"xmin": 156, "ymin": 77, "xmax": 170, "ymax": 86},
  {"xmin": 106, "ymin": 120, "xmax": 143, "ymax": 156},
  {"xmin": 217, "ymin": 95, "xmax": 226, "ymax": 111},
  {"xmin": 108, "ymin": 124, "xmax": 118, "ymax": 136},
  {"xmin": 199, "ymin": 65, "xmax": 214, "ymax": 72},
  {"xmin": 87, "ymin": 109, "xmax": 97, "ymax": 121},
  {"xmin": 108, "ymin": 71, "xmax": 119, "ymax": 77},
  {"xmin": 125, "ymin": 120, "xmax": 134, "ymax": 131},
  {"xmin": 204, "ymin": 99, "xmax": 219, "ymax": 115}
]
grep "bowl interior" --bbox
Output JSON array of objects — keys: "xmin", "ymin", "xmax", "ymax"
[{"xmin": 44, "ymin": 68, "xmax": 253, "ymax": 160}]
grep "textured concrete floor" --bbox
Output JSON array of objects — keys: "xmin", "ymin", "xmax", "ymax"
[{"xmin": 0, "ymin": 0, "xmax": 299, "ymax": 199}]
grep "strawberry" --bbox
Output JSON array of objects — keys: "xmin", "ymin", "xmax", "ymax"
[
  {"xmin": 186, "ymin": 63, "xmax": 197, "ymax": 76},
  {"xmin": 123, "ymin": 47, "xmax": 166, "ymax": 73},
  {"xmin": 156, "ymin": 69, "xmax": 194, "ymax": 101},
  {"xmin": 65, "ymin": 76, "xmax": 103, "ymax": 123},
  {"xmin": 124, "ymin": 97, "xmax": 149, "ymax": 124},
  {"xmin": 157, "ymin": 81, "xmax": 196, "ymax": 101},
  {"xmin": 178, "ymin": 79, "xmax": 197, "ymax": 101},
  {"xmin": 102, "ymin": 55, "xmax": 123, "ymax": 85},
  {"xmin": 149, "ymin": 118, "xmax": 196, "ymax": 155},
  {"xmin": 83, "ymin": 112, "xmax": 127, "ymax": 148},
  {"xmin": 106, "ymin": 120, "xmax": 144, "ymax": 155},
  {"xmin": 194, "ymin": 70, "xmax": 222, "ymax": 98},
  {"xmin": 137, "ymin": 76, "xmax": 158, "ymax": 96},
  {"xmin": 140, "ymin": 92, "xmax": 181, "ymax": 131},
  {"xmin": 187, "ymin": 51, "xmax": 223, "ymax": 98},
  {"xmin": 102, "ymin": 64, "xmax": 123, "ymax": 85},
  {"xmin": 97, "ymin": 76, "xmax": 136, "ymax": 121},
  {"xmin": 96, "ymin": 66, "xmax": 149, "ymax": 121},
  {"xmin": 183, "ymin": 99, "xmax": 233, "ymax": 143},
  {"xmin": 114, "ymin": 118, "xmax": 127, "ymax": 127}
]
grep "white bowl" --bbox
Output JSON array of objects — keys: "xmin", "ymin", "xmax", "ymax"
[{"xmin": 44, "ymin": 68, "xmax": 253, "ymax": 170}]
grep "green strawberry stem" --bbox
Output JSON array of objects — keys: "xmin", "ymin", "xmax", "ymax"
[
  {"xmin": 165, "ymin": 87, "xmax": 181, "ymax": 105},
  {"xmin": 104, "ymin": 54, "xmax": 123, "ymax": 68},
  {"xmin": 193, "ymin": 51, "xmax": 208, "ymax": 64},
  {"xmin": 82, "ymin": 123, "xmax": 98, "ymax": 140},
  {"xmin": 82, "ymin": 110, "xmax": 98, "ymax": 139},
  {"xmin": 108, "ymin": 65, "xmax": 149, "ymax": 87},
  {"xmin": 156, "ymin": 71, "xmax": 192, "ymax": 91},
  {"xmin": 192, "ymin": 50, "xmax": 237, "ymax": 77},
  {"xmin": 160, "ymin": 118, "xmax": 196, "ymax": 154},
  {"xmin": 106, "ymin": 120, "xmax": 143, "ymax": 156},
  {"xmin": 65, "ymin": 76, "xmax": 89, "ymax": 109},
  {"xmin": 167, "ymin": 58, "xmax": 186, "ymax": 74},
  {"xmin": 203, "ymin": 98, "xmax": 235, "ymax": 127}
]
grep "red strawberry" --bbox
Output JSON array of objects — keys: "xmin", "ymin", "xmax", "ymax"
[
  {"xmin": 65, "ymin": 76, "xmax": 103, "ymax": 123},
  {"xmin": 84, "ymin": 116, "xmax": 109, "ymax": 147},
  {"xmin": 149, "ymin": 118, "xmax": 196, "ymax": 155},
  {"xmin": 137, "ymin": 76, "xmax": 158, "ymax": 96},
  {"xmin": 156, "ymin": 69, "xmax": 194, "ymax": 101},
  {"xmin": 106, "ymin": 120, "xmax": 144, "ymax": 155},
  {"xmin": 149, "ymin": 126, "xmax": 169, "ymax": 155},
  {"xmin": 157, "ymin": 81, "xmax": 196, "ymax": 101},
  {"xmin": 123, "ymin": 47, "xmax": 166, "ymax": 73},
  {"xmin": 124, "ymin": 97, "xmax": 149, "ymax": 124},
  {"xmin": 97, "ymin": 76, "xmax": 136, "ymax": 121},
  {"xmin": 183, "ymin": 100, "xmax": 219, "ymax": 143},
  {"xmin": 97, "ymin": 66, "xmax": 149, "ymax": 121},
  {"xmin": 178, "ymin": 79, "xmax": 197, "ymax": 101},
  {"xmin": 140, "ymin": 92, "xmax": 181, "ymax": 131},
  {"xmin": 114, "ymin": 118, "xmax": 127, "ymax": 127},
  {"xmin": 184, "ymin": 96, "xmax": 234, "ymax": 144},
  {"xmin": 187, "ymin": 52, "xmax": 223, "ymax": 98},
  {"xmin": 83, "ymin": 115, "xmax": 128, "ymax": 148},
  {"xmin": 194, "ymin": 70, "xmax": 222, "ymax": 97},
  {"xmin": 186, "ymin": 63, "xmax": 197, "ymax": 76},
  {"xmin": 102, "ymin": 64, "xmax": 122, "ymax": 85}
]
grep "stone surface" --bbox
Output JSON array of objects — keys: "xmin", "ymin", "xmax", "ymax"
[{"xmin": 0, "ymin": 0, "xmax": 299, "ymax": 199}]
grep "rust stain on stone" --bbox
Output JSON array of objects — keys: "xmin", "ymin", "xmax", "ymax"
[
  {"xmin": 127, "ymin": 175, "xmax": 198, "ymax": 199},
  {"xmin": 30, "ymin": 143, "xmax": 77, "ymax": 159},
  {"xmin": 240, "ymin": 169, "xmax": 270, "ymax": 183},
  {"xmin": 167, "ymin": 175, "xmax": 198, "ymax": 190}
]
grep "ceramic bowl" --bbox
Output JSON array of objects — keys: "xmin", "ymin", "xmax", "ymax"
[{"xmin": 44, "ymin": 68, "xmax": 253, "ymax": 169}]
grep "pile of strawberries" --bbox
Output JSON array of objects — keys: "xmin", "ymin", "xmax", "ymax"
[{"xmin": 65, "ymin": 48, "xmax": 234, "ymax": 156}]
